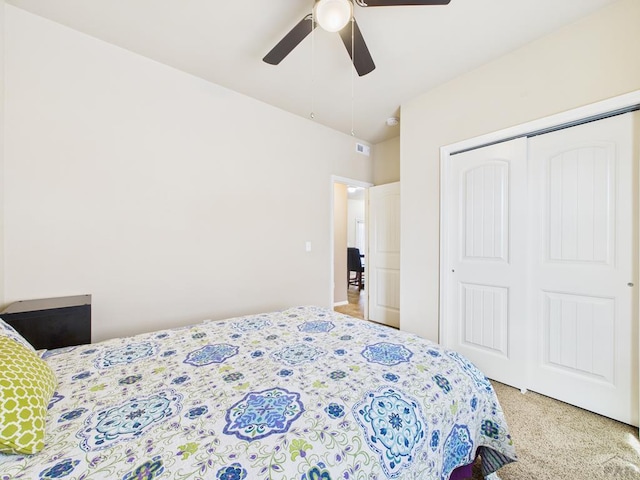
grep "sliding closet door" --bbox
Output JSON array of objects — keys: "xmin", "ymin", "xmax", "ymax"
[
  {"xmin": 442, "ymin": 112, "xmax": 638, "ymax": 425},
  {"xmin": 528, "ymin": 113, "xmax": 638, "ymax": 426},
  {"xmin": 443, "ymin": 138, "xmax": 529, "ymax": 389}
]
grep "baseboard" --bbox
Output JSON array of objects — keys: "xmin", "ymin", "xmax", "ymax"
[{"xmin": 333, "ymin": 300, "xmax": 349, "ymax": 307}]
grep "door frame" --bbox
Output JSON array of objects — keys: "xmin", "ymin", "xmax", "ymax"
[
  {"xmin": 330, "ymin": 175, "xmax": 372, "ymax": 314},
  {"xmin": 440, "ymin": 90, "xmax": 640, "ymax": 346}
]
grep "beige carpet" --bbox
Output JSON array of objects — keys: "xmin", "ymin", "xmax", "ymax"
[{"xmin": 476, "ymin": 382, "xmax": 640, "ymax": 480}]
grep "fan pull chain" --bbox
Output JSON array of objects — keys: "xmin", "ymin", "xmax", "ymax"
[
  {"xmin": 310, "ymin": 12, "xmax": 316, "ymax": 120},
  {"xmin": 350, "ymin": 16, "xmax": 355, "ymax": 136}
]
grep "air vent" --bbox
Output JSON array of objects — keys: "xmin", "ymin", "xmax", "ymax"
[{"xmin": 355, "ymin": 143, "xmax": 370, "ymax": 156}]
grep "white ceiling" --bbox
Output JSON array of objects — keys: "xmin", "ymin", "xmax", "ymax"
[{"xmin": 7, "ymin": 0, "xmax": 619, "ymax": 144}]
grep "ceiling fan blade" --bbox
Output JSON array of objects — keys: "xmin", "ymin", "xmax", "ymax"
[
  {"xmin": 263, "ymin": 14, "xmax": 316, "ymax": 65},
  {"xmin": 357, "ymin": 0, "xmax": 451, "ymax": 6},
  {"xmin": 339, "ymin": 18, "xmax": 375, "ymax": 77}
]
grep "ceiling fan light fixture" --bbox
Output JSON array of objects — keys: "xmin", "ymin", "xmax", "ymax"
[{"xmin": 314, "ymin": 0, "xmax": 353, "ymax": 32}]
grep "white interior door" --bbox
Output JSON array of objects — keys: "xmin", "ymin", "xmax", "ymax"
[
  {"xmin": 528, "ymin": 113, "xmax": 638, "ymax": 426},
  {"xmin": 368, "ymin": 182, "xmax": 400, "ymax": 328},
  {"xmin": 444, "ymin": 138, "xmax": 529, "ymax": 389}
]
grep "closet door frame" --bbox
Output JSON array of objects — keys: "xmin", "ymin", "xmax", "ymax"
[{"xmin": 440, "ymin": 90, "xmax": 640, "ymax": 348}]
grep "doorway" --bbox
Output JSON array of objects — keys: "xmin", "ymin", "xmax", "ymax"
[{"xmin": 331, "ymin": 177, "xmax": 370, "ymax": 320}]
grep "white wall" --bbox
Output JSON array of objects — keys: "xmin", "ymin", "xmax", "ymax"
[
  {"xmin": 347, "ymin": 198, "xmax": 365, "ymax": 249},
  {"xmin": 333, "ymin": 184, "xmax": 348, "ymax": 305},
  {"xmin": 372, "ymin": 136, "xmax": 400, "ymax": 185},
  {"xmin": 401, "ymin": 0, "xmax": 640, "ymax": 341},
  {"xmin": 4, "ymin": 6, "xmax": 372, "ymax": 342},
  {"xmin": 0, "ymin": 1, "xmax": 4, "ymax": 308}
]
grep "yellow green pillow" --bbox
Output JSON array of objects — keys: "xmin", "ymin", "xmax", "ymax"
[{"xmin": 0, "ymin": 336, "xmax": 57, "ymax": 454}]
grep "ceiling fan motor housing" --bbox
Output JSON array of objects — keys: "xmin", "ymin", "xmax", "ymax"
[{"xmin": 314, "ymin": 0, "xmax": 354, "ymax": 33}]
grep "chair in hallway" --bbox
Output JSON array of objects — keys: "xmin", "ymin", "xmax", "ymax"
[{"xmin": 347, "ymin": 247, "xmax": 365, "ymax": 290}]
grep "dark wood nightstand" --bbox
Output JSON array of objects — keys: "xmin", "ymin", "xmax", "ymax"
[{"xmin": 0, "ymin": 295, "xmax": 91, "ymax": 350}]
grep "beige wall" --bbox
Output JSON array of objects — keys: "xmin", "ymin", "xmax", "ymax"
[
  {"xmin": 401, "ymin": 0, "xmax": 640, "ymax": 341},
  {"xmin": 4, "ymin": 6, "xmax": 373, "ymax": 341},
  {"xmin": 347, "ymin": 198, "xmax": 365, "ymax": 249},
  {"xmin": 333, "ymin": 184, "xmax": 348, "ymax": 305},
  {"xmin": 373, "ymin": 136, "xmax": 400, "ymax": 185},
  {"xmin": 0, "ymin": 1, "xmax": 4, "ymax": 307}
]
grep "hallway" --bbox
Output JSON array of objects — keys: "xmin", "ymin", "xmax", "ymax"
[{"xmin": 334, "ymin": 287, "xmax": 365, "ymax": 319}]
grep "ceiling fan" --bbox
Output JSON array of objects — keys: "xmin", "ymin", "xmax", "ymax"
[{"xmin": 263, "ymin": 0, "xmax": 452, "ymax": 77}]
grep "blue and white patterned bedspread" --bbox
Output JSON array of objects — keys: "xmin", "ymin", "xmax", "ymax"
[{"xmin": 0, "ymin": 306, "xmax": 516, "ymax": 480}]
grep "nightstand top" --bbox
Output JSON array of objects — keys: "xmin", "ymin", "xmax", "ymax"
[{"xmin": 1, "ymin": 294, "xmax": 91, "ymax": 314}]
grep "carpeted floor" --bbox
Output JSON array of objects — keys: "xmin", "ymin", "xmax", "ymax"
[{"xmin": 478, "ymin": 382, "xmax": 640, "ymax": 480}]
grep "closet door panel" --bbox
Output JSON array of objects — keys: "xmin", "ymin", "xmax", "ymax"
[
  {"xmin": 547, "ymin": 144, "xmax": 614, "ymax": 264},
  {"xmin": 542, "ymin": 291, "xmax": 615, "ymax": 383},
  {"xmin": 444, "ymin": 138, "xmax": 528, "ymax": 389},
  {"xmin": 529, "ymin": 112, "xmax": 637, "ymax": 426}
]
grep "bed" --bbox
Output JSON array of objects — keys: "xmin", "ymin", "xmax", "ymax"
[{"xmin": 0, "ymin": 306, "xmax": 516, "ymax": 480}]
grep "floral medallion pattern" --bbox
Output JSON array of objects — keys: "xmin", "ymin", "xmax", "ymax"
[
  {"xmin": 216, "ymin": 462, "xmax": 248, "ymax": 480},
  {"xmin": 433, "ymin": 374, "xmax": 452, "ymax": 393},
  {"xmin": 447, "ymin": 350, "xmax": 493, "ymax": 392},
  {"xmin": 481, "ymin": 419, "xmax": 500, "ymax": 439},
  {"xmin": 38, "ymin": 458, "xmax": 79, "ymax": 479},
  {"xmin": 78, "ymin": 390, "xmax": 182, "ymax": 451},
  {"xmin": 297, "ymin": 320, "xmax": 335, "ymax": 333},
  {"xmin": 1, "ymin": 305, "xmax": 515, "ymax": 480},
  {"xmin": 361, "ymin": 342, "xmax": 413, "ymax": 366},
  {"xmin": 185, "ymin": 406, "xmax": 208, "ymax": 419},
  {"xmin": 272, "ymin": 343, "xmax": 326, "ymax": 366},
  {"xmin": 71, "ymin": 371, "xmax": 92, "ymax": 381},
  {"xmin": 353, "ymin": 387, "xmax": 426, "ymax": 478},
  {"xmin": 183, "ymin": 344, "xmax": 239, "ymax": 366},
  {"xmin": 122, "ymin": 456, "xmax": 164, "ymax": 480},
  {"xmin": 223, "ymin": 388, "xmax": 304, "ymax": 441},
  {"xmin": 301, "ymin": 462, "xmax": 332, "ymax": 480},
  {"xmin": 441, "ymin": 425, "xmax": 473, "ymax": 480},
  {"xmin": 231, "ymin": 316, "xmax": 272, "ymax": 332},
  {"xmin": 95, "ymin": 342, "xmax": 158, "ymax": 369},
  {"xmin": 171, "ymin": 375, "xmax": 189, "ymax": 385},
  {"xmin": 383, "ymin": 373, "xmax": 399, "ymax": 383},
  {"xmin": 119, "ymin": 374, "xmax": 143, "ymax": 385},
  {"xmin": 223, "ymin": 372, "xmax": 244, "ymax": 382},
  {"xmin": 324, "ymin": 403, "xmax": 345, "ymax": 419},
  {"xmin": 430, "ymin": 430, "xmax": 440, "ymax": 452},
  {"xmin": 58, "ymin": 408, "xmax": 87, "ymax": 423}
]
